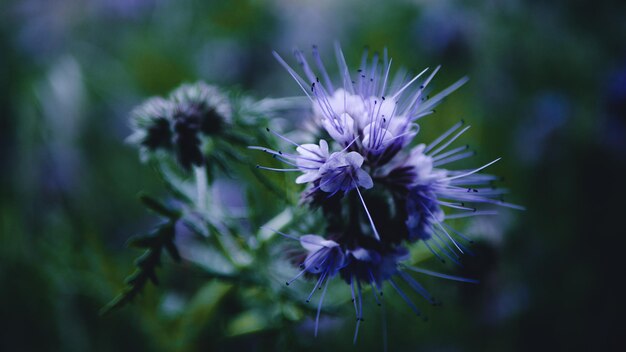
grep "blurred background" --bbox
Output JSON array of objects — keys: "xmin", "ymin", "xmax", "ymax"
[{"xmin": 1, "ymin": 0, "xmax": 625, "ymax": 351}]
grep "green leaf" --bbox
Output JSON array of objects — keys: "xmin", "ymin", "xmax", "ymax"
[
  {"xmin": 226, "ymin": 310, "xmax": 269, "ymax": 337},
  {"xmin": 127, "ymin": 234, "xmax": 160, "ymax": 249},
  {"xmin": 164, "ymin": 241, "xmax": 181, "ymax": 263},
  {"xmin": 139, "ymin": 193, "xmax": 180, "ymax": 219},
  {"xmin": 175, "ymin": 281, "xmax": 234, "ymax": 346}
]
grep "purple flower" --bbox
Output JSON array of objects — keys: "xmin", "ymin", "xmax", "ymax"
[
  {"xmin": 255, "ymin": 45, "xmax": 520, "ymax": 341},
  {"xmin": 274, "ymin": 44, "xmax": 467, "ymax": 166},
  {"xmin": 253, "ymin": 44, "xmax": 466, "ymax": 241},
  {"xmin": 318, "ymin": 151, "xmax": 373, "ymax": 195},
  {"xmin": 378, "ymin": 121, "xmax": 524, "ymax": 262},
  {"xmin": 268, "ymin": 229, "xmax": 346, "ymax": 336}
]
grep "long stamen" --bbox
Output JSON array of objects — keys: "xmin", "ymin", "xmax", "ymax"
[
  {"xmin": 425, "ymin": 120, "xmax": 464, "ymax": 153},
  {"xmin": 413, "ymin": 76, "xmax": 469, "ymax": 116},
  {"xmin": 388, "ymin": 278, "xmax": 422, "ymax": 316},
  {"xmin": 446, "ymin": 158, "xmax": 502, "ymax": 181},
  {"xmin": 335, "ymin": 42, "xmax": 355, "ymax": 94},
  {"xmin": 306, "ymin": 270, "xmax": 328, "ymax": 303},
  {"xmin": 431, "ymin": 145, "xmax": 469, "ymax": 161},
  {"xmin": 429, "ymin": 125, "xmax": 472, "ymax": 157},
  {"xmin": 273, "ymin": 51, "xmax": 314, "ymax": 102},
  {"xmin": 398, "ymin": 271, "xmax": 436, "ymax": 305},
  {"xmin": 312, "ymin": 45, "xmax": 334, "ymax": 92},
  {"xmin": 286, "ymin": 268, "xmax": 307, "ymax": 285},
  {"xmin": 445, "ymin": 211, "xmax": 498, "ymax": 219},
  {"xmin": 380, "ymin": 58, "xmax": 393, "ymax": 97},
  {"xmin": 421, "ymin": 202, "xmax": 464, "ymax": 254},
  {"xmin": 391, "ymin": 67, "xmax": 429, "ymax": 100},
  {"xmin": 405, "ymin": 65, "xmax": 441, "ymax": 116},
  {"xmin": 265, "ymin": 128, "xmax": 323, "ymax": 158},
  {"xmin": 403, "ymin": 265, "xmax": 479, "ymax": 284},
  {"xmin": 423, "ymin": 240, "xmax": 446, "ymax": 264},
  {"xmin": 255, "ymin": 165, "xmax": 300, "ymax": 172},
  {"xmin": 294, "ymin": 49, "xmax": 317, "ymax": 84},
  {"xmin": 354, "ymin": 183, "xmax": 381, "ymax": 241},
  {"xmin": 315, "ymin": 264, "xmax": 332, "ymax": 337},
  {"xmin": 433, "ymin": 151, "xmax": 476, "ymax": 166}
]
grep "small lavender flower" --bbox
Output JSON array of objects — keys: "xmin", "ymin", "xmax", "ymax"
[
  {"xmin": 268, "ymin": 228, "xmax": 346, "ymax": 336},
  {"xmin": 317, "ymin": 151, "xmax": 373, "ymax": 195}
]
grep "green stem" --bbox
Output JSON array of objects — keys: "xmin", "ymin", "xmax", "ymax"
[{"xmin": 194, "ymin": 165, "xmax": 208, "ymax": 212}]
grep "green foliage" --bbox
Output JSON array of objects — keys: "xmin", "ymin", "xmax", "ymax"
[{"xmin": 101, "ymin": 196, "xmax": 182, "ymax": 315}]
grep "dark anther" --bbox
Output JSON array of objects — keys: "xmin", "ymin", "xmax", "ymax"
[
  {"xmin": 266, "ymin": 127, "xmax": 270, "ymax": 132},
  {"xmin": 285, "ymin": 282, "xmax": 290, "ymax": 286},
  {"xmin": 420, "ymin": 85, "xmax": 424, "ymax": 89},
  {"xmin": 382, "ymin": 96, "xmax": 385, "ymax": 100}
]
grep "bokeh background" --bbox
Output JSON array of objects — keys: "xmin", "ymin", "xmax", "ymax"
[{"xmin": 2, "ymin": 0, "xmax": 625, "ymax": 351}]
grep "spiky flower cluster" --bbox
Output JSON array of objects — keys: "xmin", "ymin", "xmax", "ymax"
[
  {"xmin": 254, "ymin": 45, "xmax": 521, "ymax": 338},
  {"xmin": 129, "ymin": 82, "xmax": 231, "ymax": 170}
]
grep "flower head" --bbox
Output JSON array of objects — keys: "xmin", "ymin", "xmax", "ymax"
[
  {"xmin": 128, "ymin": 82, "xmax": 232, "ymax": 170},
  {"xmin": 129, "ymin": 97, "xmax": 175, "ymax": 156},
  {"xmin": 255, "ymin": 45, "xmax": 521, "ymax": 340},
  {"xmin": 270, "ymin": 229, "xmax": 347, "ymax": 336}
]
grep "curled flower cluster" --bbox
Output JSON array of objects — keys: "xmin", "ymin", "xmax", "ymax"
[
  {"xmin": 129, "ymin": 82, "xmax": 232, "ymax": 170},
  {"xmin": 254, "ymin": 45, "xmax": 521, "ymax": 339}
]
